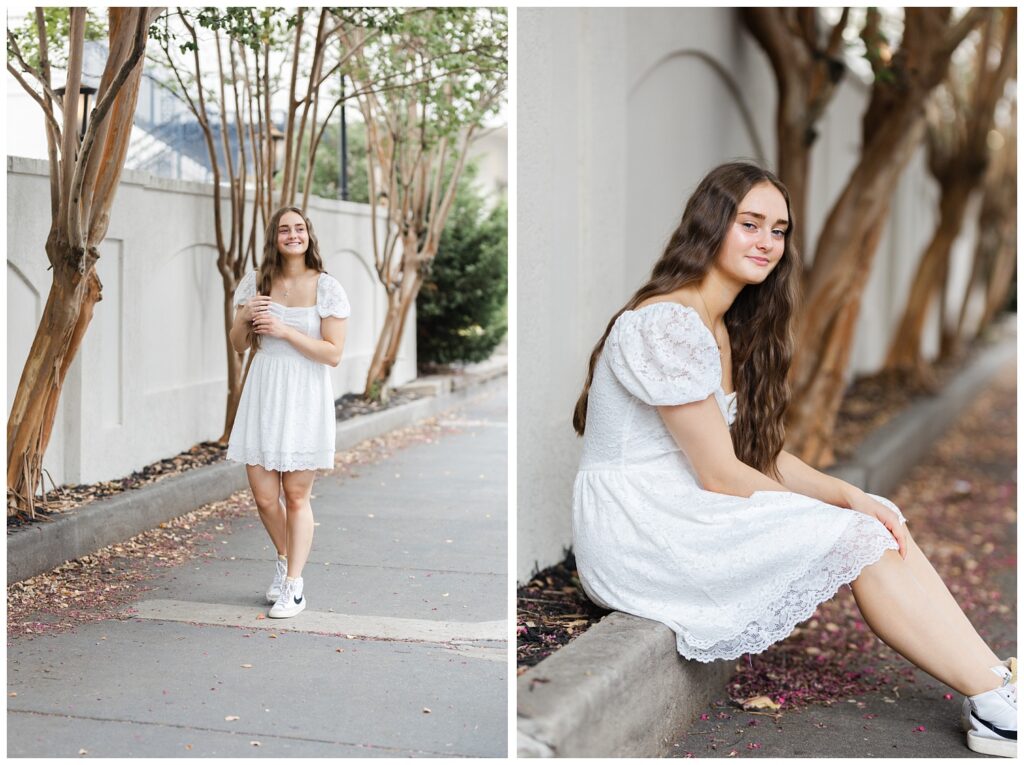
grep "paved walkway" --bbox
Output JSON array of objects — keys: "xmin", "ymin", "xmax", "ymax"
[
  {"xmin": 8, "ymin": 383, "xmax": 508, "ymax": 757},
  {"xmin": 671, "ymin": 362, "xmax": 1016, "ymax": 758}
]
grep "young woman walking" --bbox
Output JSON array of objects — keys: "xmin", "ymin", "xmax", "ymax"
[
  {"xmin": 571, "ymin": 162, "xmax": 1015, "ymax": 757},
  {"xmin": 227, "ymin": 206, "xmax": 350, "ymax": 619}
]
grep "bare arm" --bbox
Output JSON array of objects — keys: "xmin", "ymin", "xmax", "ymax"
[
  {"xmin": 775, "ymin": 449, "xmax": 859, "ymax": 507},
  {"xmin": 282, "ymin": 316, "xmax": 347, "ymax": 367},
  {"xmin": 657, "ymin": 395, "xmax": 788, "ymax": 496}
]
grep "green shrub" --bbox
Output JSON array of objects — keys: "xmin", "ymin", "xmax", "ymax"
[{"xmin": 417, "ymin": 167, "xmax": 507, "ymax": 366}]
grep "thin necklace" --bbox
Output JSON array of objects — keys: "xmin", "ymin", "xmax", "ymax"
[{"xmin": 696, "ymin": 287, "xmax": 723, "ymax": 352}]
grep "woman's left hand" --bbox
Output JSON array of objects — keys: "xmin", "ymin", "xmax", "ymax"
[
  {"xmin": 252, "ymin": 307, "xmax": 289, "ymax": 339},
  {"xmin": 847, "ymin": 490, "xmax": 907, "ymax": 559}
]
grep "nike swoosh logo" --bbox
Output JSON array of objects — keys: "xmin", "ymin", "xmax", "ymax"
[
  {"xmin": 294, "ymin": 595, "xmax": 304, "ymax": 605},
  {"xmin": 972, "ymin": 712, "xmax": 1017, "ymax": 740}
]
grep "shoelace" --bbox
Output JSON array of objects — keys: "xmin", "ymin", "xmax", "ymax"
[{"xmin": 275, "ymin": 579, "xmax": 293, "ymax": 607}]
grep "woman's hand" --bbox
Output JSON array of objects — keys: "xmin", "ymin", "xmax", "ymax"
[
  {"xmin": 241, "ymin": 295, "xmax": 273, "ymax": 324},
  {"xmin": 250, "ymin": 300, "xmax": 290, "ymax": 339},
  {"xmin": 847, "ymin": 490, "xmax": 907, "ymax": 559}
]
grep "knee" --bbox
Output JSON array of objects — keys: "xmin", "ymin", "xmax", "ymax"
[
  {"xmin": 282, "ymin": 488, "xmax": 310, "ymax": 513},
  {"xmin": 855, "ymin": 547, "xmax": 904, "ymax": 585},
  {"xmin": 252, "ymin": 492, "xmax": 280, "ymax": 513}
]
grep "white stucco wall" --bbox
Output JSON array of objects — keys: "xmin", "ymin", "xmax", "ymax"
[
  {"xmin": 517, "ymin": 7, "xmax": 981, "ymax": 581},
  {"xmin": 7, "ymin": 156, "xmax": 415, "ymax": 487}
]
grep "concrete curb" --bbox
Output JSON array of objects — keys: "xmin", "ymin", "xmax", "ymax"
[
  {"xmin": 8, "ymin": 365, "xmax": 506, "ymax": 585},
  {"xmin": 826, "ymin": 337, "xmax": 1015, "ymax": 495},
  {"xmin": 516, "ymin": 332, "xmax": 1015, "ymax": 758},
  {"xmin": 518, "ymin": 613, "xmax": 733, "ymax": 757}
]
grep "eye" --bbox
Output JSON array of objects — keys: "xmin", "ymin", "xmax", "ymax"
[
  {"xmin": 772, "ymin": 229, "xmax": 786, "ymax": 238},
  {"xmin": 741, "ymin": 221, "xmax": 757, "ymax": 231}
]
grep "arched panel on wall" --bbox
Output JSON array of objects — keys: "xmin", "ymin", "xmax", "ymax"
[
  {"xmin": 6, "ymin": 262, "xmax": 41, "ymax": 418},
  {"xmin": 142, "ymin": 242, "xmax": 222, "ymax": 392},
  {"xmin": 625, "ymin": 49, "xmax": 767, "ymax": 288}
]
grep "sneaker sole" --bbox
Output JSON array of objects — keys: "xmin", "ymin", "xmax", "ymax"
[
  {"xmin": 967, "ymin": 730, "xmax": 1017, "ymax": 758},
  {"xmin": 268, "ymin": 600, "xmax": 306, "ymax": 619}
]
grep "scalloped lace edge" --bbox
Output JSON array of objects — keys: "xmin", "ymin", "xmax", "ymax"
[
  {"xmin": 226, "ymin": 448, "xmax": 333, "ymax": 472},
  {"xmin": 675, "ymin": 515, "xmax": 897, "ymax": 662}
]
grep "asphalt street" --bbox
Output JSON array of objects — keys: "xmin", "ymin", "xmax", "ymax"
[{"xmin": 8, "ymin": 382, "xmax": 508, "ymax": 757}]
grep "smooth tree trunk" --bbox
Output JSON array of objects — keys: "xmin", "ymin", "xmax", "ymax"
[
  {"xmin": 742, "ymin": 8, "xmax": 850, "ymax": 260},
  {"xmin": 886, "ymin": 9, "xmax": 1015, "ymax": 379},
  {"xmin": 784, "ymin": 8, "xmax": 986, "ymax": 467},
  {"xmin": 882, "ymin": 182, "xmax": 973, "ymax": 388},
  {"xmin": 7, "ymin": 8, "xmax": 159, "ymax": 515}
]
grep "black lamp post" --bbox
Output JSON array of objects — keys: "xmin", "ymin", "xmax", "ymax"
[
  {"xmin": 55, "ymin": 83, "xmax": 98, "ymax": 141},
  {"xmin": 269, "ymin": 123, "xmax": 285, "ymax": 177},
  {"xmin": 339, "ymin": 71, "xmax": 349, "ymax": 201}
]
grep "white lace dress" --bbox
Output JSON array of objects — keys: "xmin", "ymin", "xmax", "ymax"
[
  {"xmin": 226, "ymin": 271, "xmax": 351, "ymax": 472},
  {"xmin": 572, "ymin": 302, "xmax": 907, "ymax": 662}
]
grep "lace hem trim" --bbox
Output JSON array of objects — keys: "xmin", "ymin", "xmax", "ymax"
[
  {"xmin": 226, "ymin": 447, "xmax": 333, "ymax": 472},
  {"xmin": 675, "ymin": 512, "xmax": 898, "ymax": 662}
]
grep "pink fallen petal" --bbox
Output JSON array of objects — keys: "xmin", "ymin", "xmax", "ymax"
[
  {"xmin": 943, "ymin": 693, "xmax": 953, "ymax": 700},
  {"xmin": 914, "ymin": 725, "xmax": 926, "ymax": 733}
]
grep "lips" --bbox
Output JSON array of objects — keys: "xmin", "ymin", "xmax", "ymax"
[{"xmin": 747, "ymin": 256, "xmax": 770, "ymax": 266}]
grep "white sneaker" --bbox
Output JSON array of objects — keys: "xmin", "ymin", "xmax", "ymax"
[
  {"xmin": 965, "ymin": 665, "xmax": 1017, "ymax": 757},
  {"xmin": 266, "ymin": 557, "xmax": 288, "ymax": 604},
  {"xmin": 961, "ymin": 659, "xmax": 1015, "ymax": 731},
  {"xmin": 268, "ymin": 576, "xmax": 306, "ymax": 619}
]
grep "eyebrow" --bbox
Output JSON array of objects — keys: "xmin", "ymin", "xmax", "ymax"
[{"xmin": 738, "ymin": 211, "xmax": 789, "ymax": 227}]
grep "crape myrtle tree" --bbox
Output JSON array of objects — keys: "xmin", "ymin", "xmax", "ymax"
[
  {"xmin": 340, "ymin": 7, "xmax": 508, "ymax": 400},
  {"xmin": 883, "ymin": 8, "xmax": 1016, "ymax": 387},
  {"xmin": 147, "ymin": 7, "xmax": 405, "ymax": 441},
  {"xmin": 6, "ymin": 7, "xmax": 164, "ymax": 517},
  {"xmin": 951, "ymin": 104, "xmax": 1017, "ymax": 348},
  {"xmin": 741, "ymin": 7, "xmax": 852, "ymax": 260},
  {"xmin": 784, "ymin": 7, "xmax": 987, "ymax": 467}
]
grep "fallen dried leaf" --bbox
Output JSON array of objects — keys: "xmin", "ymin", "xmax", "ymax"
[
  {"xmin": 225, "ymin": 715, "xmax": 240, "ymax": 721},
  {"xmin": 740, "ymin": 695, "xmax": 781, "ymax": 712}
]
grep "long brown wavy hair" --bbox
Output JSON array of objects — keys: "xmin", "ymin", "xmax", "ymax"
[
  {"xmin": 250, "ymin": 206, "xmax": 325, "ymax": 351},
  {"xmin": 572, "ymin": 161, "xmax": 801, "ymax": 477}
]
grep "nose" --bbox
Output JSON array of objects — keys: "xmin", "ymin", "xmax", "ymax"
[{"xmin": 757, "ymin": 231, "xmax": 773, "ymax": 252}]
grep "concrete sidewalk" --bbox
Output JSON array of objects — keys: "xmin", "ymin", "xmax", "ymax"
[{"xmin": 8, "ymin": 383, "xmax": 508, "ymax": 757}]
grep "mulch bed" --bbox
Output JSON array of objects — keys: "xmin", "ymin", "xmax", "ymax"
[
  {"xmin": 516, "ymin": 349, "xmax": 1016, "ymax": 709},
  {"xmin": 516, "ymin": 553, "xmax": 609, "ymax": 672},
  {"xmin": 7, "ymin": 390, "xmax": 427, "ymax": 531}
]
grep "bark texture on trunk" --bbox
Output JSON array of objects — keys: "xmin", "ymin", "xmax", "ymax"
[
  {"xmin": 742, "ymin": 8, "xmax": 850, "ymax": 262},
  {"xmin": 884, "ymin": 9, "xmax": 1015, "ymax": 381},
  {"xmin": 7, "ymin": 8, "xmax": 159, "ymax": 515},
  {"xmin": 784, "ymin": 7, "xmax": 987, "ymax": 467}
]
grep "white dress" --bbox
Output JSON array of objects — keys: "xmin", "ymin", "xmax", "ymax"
[
  {"xmin": 226, "ymin": 271, "xmax": 351, "ymax": 472},
  {"xmin": 572, "ymin": 302, "xmax": 907, "ymax": 662}
]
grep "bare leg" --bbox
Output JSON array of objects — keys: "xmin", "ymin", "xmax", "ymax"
[
  {"xmin": 903, "ymin": 530, "xmax": 1001, "ymax": 667},
  {"xmin": 246, "ymin": 464, "xmax": 287, "ymax": 555},
  {"xmin": 281, "ymin": 470, "xmax": 316, "ymax": 578},
  {"xmin": 851, "ymin": 547, "xmax": 1003, "ymax": 697}
]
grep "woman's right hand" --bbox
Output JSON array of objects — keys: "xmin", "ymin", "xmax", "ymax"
[
  {"xmin": 240, "ymin": 295, "xmax": 274, "ymax": 325},
  {"xmin": 848, "ymin": 491, "xmax": 907, "ymax": 559}
]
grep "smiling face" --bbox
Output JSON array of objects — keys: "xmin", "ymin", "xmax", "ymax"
[
  {"xmin": 713, "ymin": 181, "xmax": 789, "ymax": 285},
  {"xmin": 277, "ymin": 210, "xmax": 309, "ymax": 258}
]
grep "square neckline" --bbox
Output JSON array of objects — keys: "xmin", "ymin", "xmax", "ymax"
[
  {"xmin": 623, "ymin": 302, "xmax": 736, "ymax": 397},
  {"xmin": 268, "ymin": 272, "xmax": 324, "ymax": 310}
]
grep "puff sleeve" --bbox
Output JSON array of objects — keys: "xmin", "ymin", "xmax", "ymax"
[
  {"xmin": 233, "ymin": 271, "xmax": 257, "ymax": 307},
  {"xmin": 604, "ymin": 303, "xmax": 721, "ymax": 406},
  {"xmin": 317, "ymin": 273, "xmax": 351, "ymax": 319}
]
